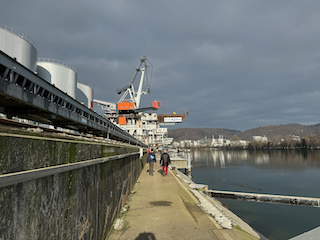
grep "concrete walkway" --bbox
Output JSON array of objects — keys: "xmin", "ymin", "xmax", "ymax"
[{"xmin": 107, "ymin": 159, "xmax": 259, "ymax": 240}]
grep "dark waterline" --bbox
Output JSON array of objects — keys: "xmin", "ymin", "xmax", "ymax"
[{"xmin": 190, "ymin": 149, "xmax": 320, "ymax": 240}]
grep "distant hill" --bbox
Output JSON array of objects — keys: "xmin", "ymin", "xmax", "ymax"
[
  {"xmin": 167, "ymin": 128, "xmax": 241, "ymax": 141},
  {"xmin": 237, "ymin": 123, "xmax": 320, "ymax": 141},
  {"xmin": 168, "ymin": 123, "xmax": 320, "ymax": 141}
]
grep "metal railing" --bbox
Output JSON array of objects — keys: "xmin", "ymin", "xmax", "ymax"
[
  {"xmin": 37, "ymin": 57, "xmax": 77, "ymax": 72},
  {"xmin": 0, "ymin": 22, "xmax": 35, "ymax": 46},
  {"xmin": 0, "ymin": 50, "xmax": 146, "ymax": 147}
]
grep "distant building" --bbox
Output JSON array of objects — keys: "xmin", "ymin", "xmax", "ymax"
[
  {"xmin": 252, "ymin": 135, "xmax": 268, "ymax": 142},
  {"xmin": 211, "ymin": 138, "xmax": 216, "ymax": 146},
  {"xmin": 193, "ymin": 140, "xmax": 200, "ymax": 147},
  {"xmin": 214, "ymin": 135, "xmax": 224, "ymax": 147},
  {"xmin": 230, "ymin": 140, "xmax": 247, "ymax": 147},
  {"xmin": 292, "ymin": 135, "xmax": 300, "ymax": 141},
  {"xmin": 172, "ymin": 135, "xmax": 248, "ymax": 148},
  {"xmin": 173, "ymin": 141, "xmax": 179, "ymax": 148},
  {"xmin": 199, "ymin": 138, "xmax": 211, "ymax": 146}
]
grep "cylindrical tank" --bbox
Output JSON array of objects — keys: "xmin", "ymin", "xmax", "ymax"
[
  {"xmin": 0, "ymin": 23, "xmax": 37, "ymax": 72},
  {"xmin": 77, "ymin": 82, "xmax": 94, "ymax": 109},
  {"xmin": 36, "ymin": 65, "xmax": 51, "ymax": 82},
  {"xmin": 37, "ymin": 58, "xmax": 77, "ymax": 99}
]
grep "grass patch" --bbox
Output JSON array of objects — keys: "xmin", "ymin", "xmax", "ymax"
[
  {"xmin": 233, "ymin": 224, "xmax": 243, "ymax": 231},
  {"xmin": 233, "ymin": 224, "xmax": 260, "ymax": 240}
]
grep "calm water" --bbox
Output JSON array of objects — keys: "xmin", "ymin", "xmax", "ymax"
[{"xmin": 190, "ymin": 149, "xmax": 320, "ymax": 240}]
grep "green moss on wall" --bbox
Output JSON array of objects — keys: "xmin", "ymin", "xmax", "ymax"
[
  {"xmin": 0, "ymin": 127, "xmax": 146, "ymax": 239},
  {"xmin": 66, "ymin": 170, "xmax": 77, "ymax": 198},
  {"xmin": 68, "ymin": 144, "xmax": 77, "ymax": 163}
]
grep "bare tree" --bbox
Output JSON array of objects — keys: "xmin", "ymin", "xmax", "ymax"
[
  {"xmin": 230, "ymin": 135, "xmax": 240, "ymax": 141},
  {"xmin": 301, "ymin": 137, "xmax": 310, "ymax": 148},
  {"xmin": 284, "ymin": 135, "xmax": 295, "ymax": 148}
]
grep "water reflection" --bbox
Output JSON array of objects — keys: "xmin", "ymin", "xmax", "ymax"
[
  {"xmin": 191, "ymin": 149, "xmax": 320, "ymax": 240},
  {"xmin": 211, "ymin": 150, "xmax": 226, "ymax": 168},
  {"xmin": 192, "ymin": 149, "xmax": 320, "ymax": 170}
]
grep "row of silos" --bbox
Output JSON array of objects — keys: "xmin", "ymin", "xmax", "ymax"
[{"xmin": 0, "ymin": 23, "xmax": 93, "ymax": 109}]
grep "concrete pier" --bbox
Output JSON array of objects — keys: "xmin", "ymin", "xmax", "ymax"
[
  {"xmin": 107, "ymin": 157, "xmax": 260, "ymax": 240},
  {"xmin": 290, "ymin": 226, "xmax": 320, "ymax": 239},
  {"xmin": 169, "ymin": 150, "xmax": 192, "ymax": 170},
  {"xmin": 169, "ymin": 157, "xmax": 189, "ymax": 169},
  {"xmin": 205, "ymin": 190, "xmax": 320, "ymax": 208}
]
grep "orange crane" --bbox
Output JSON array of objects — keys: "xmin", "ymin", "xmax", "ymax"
[{"xmin": 116, "ymin": 56, "xmax": 160, "ymax": 114}]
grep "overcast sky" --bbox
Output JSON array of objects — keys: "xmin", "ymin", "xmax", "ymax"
[{"xmin": 2, "ymin": 0, "xmax": 320, "ymax": 132}]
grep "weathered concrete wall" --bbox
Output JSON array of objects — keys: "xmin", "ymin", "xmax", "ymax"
[{"xmin": 0, "ymin": 130, "xmax": 146, "ymax": 240}]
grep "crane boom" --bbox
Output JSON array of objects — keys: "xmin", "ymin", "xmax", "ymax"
[{"xmin": 116, "ymin": 56, "xmax": 157, "ymax": 113}]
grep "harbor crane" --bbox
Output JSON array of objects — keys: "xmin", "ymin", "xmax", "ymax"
[
  {"xmin": 93, "ymin": 56, "xmax": 187, "ymax": 147},
  {"xmin": 94, "ymin": 56, "xmax": 160, "ymax": 121},
  {"xmin": 116, "ymin": 56, "xmax": 160, "ymax": 114}
]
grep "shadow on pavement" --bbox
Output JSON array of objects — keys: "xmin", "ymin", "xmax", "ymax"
[
  {"xmin": 149, "ymin": 201, "xmax": 172, "ymax": 206},
  {"xmin": 134, "ymin": 231, "xmax": 156, "ymax": 240}
]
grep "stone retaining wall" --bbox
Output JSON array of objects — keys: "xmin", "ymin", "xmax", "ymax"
[{"xmin": 0, "ymin": 131, "xmax": 146, "ymax": 240}]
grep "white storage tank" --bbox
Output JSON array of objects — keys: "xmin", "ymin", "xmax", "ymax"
[
  {"xmin": 36, "ymin": 64, "xmax": 51, "ymax": 82},
  {"xmin": 77, "ymin": 82, "xmax": 93, "ymax": 109},
  {"xmin": 37, "ymin": 58, "xmax": 77, "ymax": 99},
  {"xmin": 0, "ymin": 23, "xmax": 37, "ymax": 72}
]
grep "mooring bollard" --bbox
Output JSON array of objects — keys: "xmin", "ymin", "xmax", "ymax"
[{"xmin": 187, "ymin": 149, "xmax": 191, "ymax": 174}]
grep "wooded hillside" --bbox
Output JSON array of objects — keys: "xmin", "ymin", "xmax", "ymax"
[
  {"xmin": 167, "ymin": 128, "xmax": 241, "ymax": 141},
  {"xmin": 168, "ymin": 123, "xmax": 320, "ymax": 141}
]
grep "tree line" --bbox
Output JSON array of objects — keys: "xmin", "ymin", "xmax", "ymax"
[{"xmin": 244, "ymin": 135, "xmax": 320, "ymax": 150}]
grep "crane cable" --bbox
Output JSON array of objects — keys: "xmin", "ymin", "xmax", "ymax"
[
  {"xmin": 145, "ymin": 57, "xmax": 153, "ymax": 93},
  {"xmin": 144, "ymin": 57, "xmax": 153, "ymax": 106}
]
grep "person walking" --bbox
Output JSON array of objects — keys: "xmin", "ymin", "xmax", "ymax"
[
  {"xmin": 147, "ymin": 149, "xmax": 156, "ymax": 176},
  {"xmin": 160, "ymin": 150, "xmax": 170, "ymax": 176}
]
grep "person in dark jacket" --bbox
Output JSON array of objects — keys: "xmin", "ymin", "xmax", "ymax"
[
  {"xmin": 160, "ymin": 150, "xmax": 170, "ymax": 176},
  {"xmin": 147, "ymin": 149, "xmax": 156, "ymax": 176}
]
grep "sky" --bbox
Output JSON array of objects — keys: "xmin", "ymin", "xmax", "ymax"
[{"xmin": 1, "ymin": 0, "xmax": 320, "ymax": 132}]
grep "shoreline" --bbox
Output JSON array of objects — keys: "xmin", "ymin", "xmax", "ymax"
[{"xmin": 175, "ymin": 168, "xmax": 265, "ymax": 239}]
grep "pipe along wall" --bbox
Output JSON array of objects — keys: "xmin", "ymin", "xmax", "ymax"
[{"xmin": 0, "ymin": 127, "xmax": 146, "ymax": 240}]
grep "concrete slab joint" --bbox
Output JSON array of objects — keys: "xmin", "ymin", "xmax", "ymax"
[
  {"xmin": 189, "ymin": 183, "xmax": 208, "ymax": 192},
  {"xmin": 175, "ymin": 169, "xmax": 260, "ymax": 239},
  {"xmin": 190, "ymin": 189, "xmax": 232, "ymax": 229}
]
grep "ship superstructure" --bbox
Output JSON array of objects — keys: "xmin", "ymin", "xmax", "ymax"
[{"xmin": 94, "ymin": 56, "xmax": 187, "ymax": 147}]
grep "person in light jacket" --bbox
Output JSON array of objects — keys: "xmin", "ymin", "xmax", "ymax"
[
  {"xmin": 160, "ymin": 150, "xmax": 170, "ymax": 176},
  {"xmin": 147, "ymin": 149, "xmax": 156, "ymax": 176}
]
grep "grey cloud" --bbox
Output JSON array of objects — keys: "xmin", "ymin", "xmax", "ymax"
[{"xmin": 2, "ymin": 0, "xmax": 320, "ymax": 131}]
